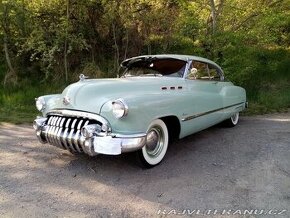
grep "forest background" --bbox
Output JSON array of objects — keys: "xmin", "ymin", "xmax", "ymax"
[{"xmin": 0, "ymin": 0, "xmax": 289, "ymax": 123}]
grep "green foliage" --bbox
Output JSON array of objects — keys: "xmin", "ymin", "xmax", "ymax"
[
  {"xmin": 81, "ymin": 62, "xmax": 104, "ymax": 78},
  {"xmin": 0, "ymin": 0, "xmax": 289, "ymax": 123},
  {"xmin": 0, "ymin": 73, "xmax": 67, "ymax": 123}
]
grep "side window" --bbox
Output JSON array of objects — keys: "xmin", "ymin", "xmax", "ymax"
[
  {"xmin": 208, "ymin": 65, "xmax": 221, "ymax": 81},
  {"xmin": 187, "ymin": 61, "xmax": 210, "ymax": 80}
]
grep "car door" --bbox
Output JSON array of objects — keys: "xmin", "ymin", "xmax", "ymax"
[{"xmin": 180, "ymin": 61, "xmax": 224, "ymax": 138}]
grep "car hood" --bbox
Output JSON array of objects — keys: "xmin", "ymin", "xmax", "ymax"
[{"xmin": 55, "ymin": 77, "xmax": 184, "ymax": 114}]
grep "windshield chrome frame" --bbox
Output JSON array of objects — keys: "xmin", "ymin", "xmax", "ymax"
[
  {"xmin": 183, "ymin": 59, "xmax": 192, "ymax": 79},
  {"xmin": 182, "ymin": 59, "xmax": 225, "ymax": 81}
]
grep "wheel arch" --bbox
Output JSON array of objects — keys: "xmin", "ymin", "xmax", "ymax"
[{"xmin": 159, "ymin": 115, "xmax": 181, "ymax": 142}]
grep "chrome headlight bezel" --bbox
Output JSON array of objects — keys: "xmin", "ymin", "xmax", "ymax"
[
  {"xmin": 35, "ymin": 97, "xmax": 46, "ymax": 112},
  {"xmin": 112, "ymin": 98, "xmax": 129, "ymax": 119}
]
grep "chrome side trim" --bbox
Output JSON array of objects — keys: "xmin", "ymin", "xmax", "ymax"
[
  {"xmin": 235, "ymin": 105, "xmax": 243, "ymax": 110},
  {"xmin": 182, "ymin": 102, "xmax": 245, "ymax": 122}
]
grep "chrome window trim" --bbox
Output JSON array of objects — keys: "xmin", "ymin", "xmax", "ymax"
[
  {"xmin": 184, "ymin": 59, "xmax": 225, "ymax": 81},
  {"xmin": 182, "ymin": 59, "xmax": 192, "ymax": 79}
]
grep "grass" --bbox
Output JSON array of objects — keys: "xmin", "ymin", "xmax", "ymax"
[
  {"xmin": 1, "ymin": 79, "xmax": 290, "ymax": 124},
  {"xmin": 0, "ymin": 81, "xmax": 66, "ymax": 124},
  {"xmin": 1, "ymin": 47, "xmax": 290, "ymax": 124},
  {"xmin": 0, "ymin": 107, "xmax": 37, "ymax": 124},
  {"xmin": 0, "ymin": 87, "xmax": 36, "ymax": 123},
  {"xmin": 244, "ymin": 81, "xmax": 290, "ymax": 115}
]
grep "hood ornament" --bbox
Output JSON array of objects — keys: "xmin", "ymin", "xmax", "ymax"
[
  {"xmin": 63, "ymin": 96, "xmax": 71, "ymax": 105},
  {"xmin": 79, "ymin": 74, "xmax": 89, "ymax": 81}
]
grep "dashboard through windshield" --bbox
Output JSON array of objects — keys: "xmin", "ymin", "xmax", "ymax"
[{"xmin": 122, "ymin": 58, "xmax": 187, "ymax": 78}]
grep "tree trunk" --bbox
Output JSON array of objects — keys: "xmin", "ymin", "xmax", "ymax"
[
  {"xmin": 124, "ymin": 29, "xmax": 129, "ymax": 60},
  {"xmin": 3, "ymin": 34, "xmax": 17, "ymax": 86},
  {"xmin": 208, "ymin": 0, "xmax": 224, "ymax": 34},
  {"xmin": 64, "ymin": 0, "xmax": 69, "ymax": 82},
  {"xmin": 209, "ymin": 0, "xmax": 217, "ymax": 34},
  {"xmin": 112, "ymin": 23, "xmax": 120, "ymax": 74},
  {"xmin": 2, "ymin": 2, "xmax": 17, "ymax": 85}
]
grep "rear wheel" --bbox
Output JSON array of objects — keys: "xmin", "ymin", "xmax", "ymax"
[
  {"xmin": 222, "ymin": 112, "xmax": 239, "ymax": 127},
  {"xmin": 136, "ymin": 119, "xmax": 169, "ymax": 168}
]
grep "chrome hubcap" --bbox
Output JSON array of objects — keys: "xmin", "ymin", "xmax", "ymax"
[{"xmin": 145, "ymin": 126, "xmax": 164, "ymax": 157}]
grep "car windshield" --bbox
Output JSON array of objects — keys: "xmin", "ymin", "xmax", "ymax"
[{"xmin": 122, "ymin": 58, "xmax": 187, "ymax": 78}]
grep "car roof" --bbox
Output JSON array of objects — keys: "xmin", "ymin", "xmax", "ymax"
[{"xmin": 121, "ymin": 54, "xmax": 223, "ymax": 72}]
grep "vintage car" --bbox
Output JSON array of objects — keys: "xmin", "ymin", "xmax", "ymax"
[{"xmin": 33, "ymin": 54, "xmax": 247, "ymax": 168}]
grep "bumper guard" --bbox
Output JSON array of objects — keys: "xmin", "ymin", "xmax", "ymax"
[{"xmin": 33, "ymin": 116, "xmax": 146, "ymax": 156}]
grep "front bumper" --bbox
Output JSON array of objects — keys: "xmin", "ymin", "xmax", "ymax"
[{"xmin": 33, "ymin": 115, "xmax": 146, "ymax": 156}]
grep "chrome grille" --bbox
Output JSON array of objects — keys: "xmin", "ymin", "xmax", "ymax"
[{"xmin": 43, "ymin": 115, "xmax": 102, "ymax": 153}]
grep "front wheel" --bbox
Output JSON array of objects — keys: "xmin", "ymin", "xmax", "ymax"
[{"xmin": 136, "ymin": 119, "xmax": 169, "ymax": 168}]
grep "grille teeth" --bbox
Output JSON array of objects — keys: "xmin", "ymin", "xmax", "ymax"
[{"xmin": 43, "ymin": 115, "xmax": 102, "ymax": 153}]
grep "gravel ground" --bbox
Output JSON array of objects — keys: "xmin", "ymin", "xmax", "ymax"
[{"xmin": 0, "ymin": 113, "xmax": 289, "ymax": 218}]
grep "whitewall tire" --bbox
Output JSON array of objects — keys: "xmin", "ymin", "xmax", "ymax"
[
  {"xmin": 137, "ymin": 119, "xmax": 169, "ymax": 168},
  {"xmin": 223, "ymin": 112, "xmax": 239, "ymax": 127}
]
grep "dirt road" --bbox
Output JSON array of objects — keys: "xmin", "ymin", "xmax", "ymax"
[{"xmin": 0, "ymin": 113, "xmax": 289, "ymax": 218}]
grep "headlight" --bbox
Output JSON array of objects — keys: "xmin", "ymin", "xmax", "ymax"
[
  {"xmin": 112, "ymin": 99, "xmax": 128, "ymax": 119},
  {"xmin": 35, "ymin": 97, "xmax": 46, "ymax": 112}
]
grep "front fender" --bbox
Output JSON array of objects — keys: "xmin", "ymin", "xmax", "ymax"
[
  {"xmin": 40, "ymin": 94, "xmax": 61, "ymax": 116},
  {"xmin": 100, "ymin": 93, "xmax": 184, "ymax": 134}
]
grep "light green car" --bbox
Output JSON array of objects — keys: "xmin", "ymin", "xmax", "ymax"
[{"xmin": 33, "ymin": 54, "xmax": 247, "ymax": 168}]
